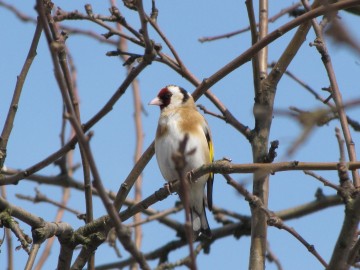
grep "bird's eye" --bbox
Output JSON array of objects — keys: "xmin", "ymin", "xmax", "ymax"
[{"xmin": 162, "ymin": 93, "xmax": 172, "ymax": 100}]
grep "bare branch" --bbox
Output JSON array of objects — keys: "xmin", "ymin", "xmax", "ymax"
[
  {"xmin": 16, "ymin": 189, "xmax": 82, "ymax": 217},
  {"xmin": 24, "ymin": 244, "xmax": 41, "ymax": 270},
  {"xmin": 0, "ymin": 19, "xmax": 42, "ymax": 169},
  {"xmin": 0, "ymin": 186, "xmax": 13, "ymax": 270},
  {"xmin": 223, "ymin": 174, "xmax": 328, "ymax": 267},
  {"xmin": 303, "ymin": 170, "xmax": 341, "ymax": 192},
  {"xmin": 0, "ymin": 211, "xmax": 32, "ymax": 254},
  {"xmin": 302, "ymin": 0, "xmax": 360, "ymax": 186},
  {"xmin": 192, "ymin": 0, "xmax": 360, "ymax": 101},
  {"xmin": 198, "ymin": 2, "xmax": 302, "ymax": 43},
  {"xmin": 172, "ymin": 134, "xmax": 197, "ymax": 270},
  {"xmin": 266, "ymin": 242, "xmax": 284, "ymax": 270}
]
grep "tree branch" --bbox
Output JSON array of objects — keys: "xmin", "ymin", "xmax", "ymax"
[{"xmin": 0, "ymin": 18, "xmax": 42, "ymax": 169}]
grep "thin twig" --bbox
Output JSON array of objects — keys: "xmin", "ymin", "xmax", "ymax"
[
  {"xmin": 0, "ymin": 18, "xmax": 42, "ymax": 168},
  {"xmin": 2, "ymin": 0, "xmax": 358, "ymax": 190},
  {"xmin": 111, "ymin": 0, "xmax": 145, "ymax": 262},
  {"xmin": 127, "ymin": 205, "xmax": 183, "ymax": 228},
  {"xmin": 191, "ymin": 160, "xmax": 360, "ymax": 180},
  {"xmin": 24, "ymin": 244, "xmax": 41, "ymax": 270},
  {"xmin": 198, "ymin": 2, "xmax": 302, "ymax": 43},
  {"xmin": 156, "ymin": 242, "xmax": 205, "ymax": 270},
  {"xmin": 0, "ymin": 52, "xmax": 149, "ymax": 187},
  {"xmin": 96, "ymin": 222, "xmax": 248, "ymax": 270},
  {"xmin": 275, "ymin": 194, "xmax": 341, "ymax": 220},
  {"xmin": 113, "ymin": 142, "xmax": 155, "ymax": 212},
  {"xmin": 135, "ymin": 0, "xmax": 153, "ymax": 58},
  {"xmin": 223, "ymin": 174, "xmax": 328, "ymax": 267},
  {"xmin": 303, "ymin": 170, "xmax": 341, "ymax": 192},
  {"xmin": 67, "ymin": 110, "xmax": 150, "ymax": 270},
  {"xmin": 246, "ymin": 0, "xmax": 261, "ymax": 94},
  {"xmin": 266, "ymin": 242, "xmax": 284, "ymax": 270},
  {"xmin": 212, "ymin": 206, "xmax": 250, "ymax": 222},
  {"xmin": 197, "ymin": 104, "xmax": 226, "ymax": 121},
  {"xmin": 172, "ymin": 134, "xmax": 197, "ymax": 270},
  {"xmin": 282, "ymin": 67, "xmax": 360, "ymax": 133},
  {"xmin": 335, "ymin": 127, "xmax": 346, "ymax": 163},
  {"xmin": 249, "ymin": 0, "xmax": 270, "ymax": 267},
  {"xmin": 0, "ymin": 186, "xmax": 13, "ymax": 270},
  {"xmin": 147, "ymin": 14, "xmax": 186, "ymax": 71},
  {"xmin": 192, "ymin": 1, "xmax": 360, "ymax": 101},
  {"xmin": 38, "ymin": 6, "xmax": 95, "ymax": 269},
  {"xmin": 34, "ymin": 187, "xmax": 71, "ymax": 270},
  {"xmin": 54, "ymin": 5, "xmax": 144, "ymax": 47},
  {"xmin": 15, "ymin": 189, "xmax": 81, "ymax": 216},
  {"xmin": 302, "ymin": 0, "xmax": 360, "ymax": 186},
  {"xmin": 0, "ymin": 211, "xmax": 32, "ymax": 254},
  {"xmin": 37, "ymin": 1, "xmax": 149, "ymax": 268}
]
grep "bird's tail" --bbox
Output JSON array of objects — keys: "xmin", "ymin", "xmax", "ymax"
[{"xmin": 191, "ymin": 203, "xmax": 212, "ymax": 239}]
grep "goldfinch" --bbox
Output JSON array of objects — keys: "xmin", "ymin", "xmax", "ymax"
[{"xmin": 149, "ymin": 85, "xmax": 214, "ymax": 239}]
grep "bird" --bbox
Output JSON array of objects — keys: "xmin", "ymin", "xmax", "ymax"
[{"xmin": 149, "ymin": 85, "xmax": 214, "ymax": 239}]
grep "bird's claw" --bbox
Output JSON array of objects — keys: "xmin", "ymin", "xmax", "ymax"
[
  {"xmin": 164, "ymin": 183, "xmax": 172, "ymax": 195},
  {"xmin": 187, "ymin": 170, "xmax": 195, "ymax": 183}
]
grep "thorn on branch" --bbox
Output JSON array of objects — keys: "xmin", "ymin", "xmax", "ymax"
[
  {"xmin": 123, "ymin": 0, "xmax": 138, "ymax": 11},
  {"xmin": 77, "ymin": 213, "xmax": 87, "ymax": 222},
  {"xmin": 315, "ymin": 188, "xmax": 325, "ymax": 201},
  {"xmin": 150, "ymin": 0, "xmax": 158, "ymax": 21},
  {"xmin": 288, "ymin": 8, "xmax": 306, "ymax": 18},
  {"xmin": 109, "ymin": 6, "xmax": 125, "ymax": 24},
  {"xmin": 347, "ymin": 116, "xmax": 360, "ymax": 132},
  {"xmin": 106, "ymin": 50, "xmax": 143, "ymax": 66},
  {"xmin": 87, "ymin": 130, "xmax": 94, "ymax": 141},
  {"xmin": 222, "ymin": 157, "xmax": 232, "ymax": 163},
  {"xmin": 321, "ymin": 86, "xmax": 332, "ymax": 93},
  {"xmin": 309, "ymin": 38, "xmax": 330, "ymax": 63},
  {"xmin": 337, "ymin": 163, "xmax": 351, "ymax": 186},
  {"xmin": 263, "ymin": 140, "xmax": 279, "ymax": 163},
  {"xmin": 336, "ymin": 162, "xmax": 356, "ymax": 202},
  {"xmin": 123, "ymin": 56, "xmax": 138, "ymax": 66},
  {"xmin": 102, "ymin": 31, "xmax": 114, "ymax": 39},
  {"xmin": 323, "ymin": 94, "xmax": 333, "ymax": 104},
  {"xmin": 320, "ymin": 86, "xmax": 333, "ymax": 103},
  {"xmin": 84, "ymin": 4, "xmax": 93, "ymax": 17},
  {"xmin": 153, "ymin": 43, "xmax": 162, "ymax": 52},
  {"xmin": 53, "ymin": 155, "xmax": 68, "ymax": 175}
]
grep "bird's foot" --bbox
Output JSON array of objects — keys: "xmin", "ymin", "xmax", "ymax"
[
  {"xmin": 164, "ymin": 183, "xmax": 172, "ymax": 195},
  {"xmin": 187, "ymin": 170, "xmax": 195, "ymax": 183}
]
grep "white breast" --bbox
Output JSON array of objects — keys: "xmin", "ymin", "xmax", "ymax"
[{"xmin": 155, "ymin": 113, "xmax": 208, "ymax": 184}]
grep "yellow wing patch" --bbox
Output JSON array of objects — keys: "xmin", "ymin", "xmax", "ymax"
[{"xmin": 204, "ymin": 124, "xmax": 214, "ymax": 211}]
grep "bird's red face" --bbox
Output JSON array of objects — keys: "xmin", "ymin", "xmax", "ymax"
[
  {"xmin": 149, "ymin": 85, "xmax": 190, "ymax": 110},
  {"xmin": 156, "ymin": 87, "xmax": 173, "ymax": 110}
]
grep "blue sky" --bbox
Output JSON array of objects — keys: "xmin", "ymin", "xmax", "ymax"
[{"xmin": 1, "ymin": 1, "xmax": 360, "ymax": 269}]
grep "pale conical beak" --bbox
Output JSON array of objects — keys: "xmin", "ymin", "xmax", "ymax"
[{"xmin": 149, "ymin": 97, "xmax": 163, "ymax": 106}]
